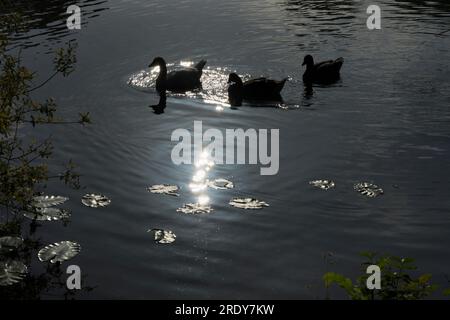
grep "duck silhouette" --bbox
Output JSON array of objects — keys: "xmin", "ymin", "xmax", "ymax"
[
  {"xmin": 149, "ymin": 57, "xmax": 207, "ymax": 93},
  {"xmin": 149, "ymin": 90, "xmax": 167, "ymax": 115},
  {"xmin": 302, "ymin": 55, "xmax": 343, "ymax": 84},
  {"xmin": 227, "ymin": 73, "xmax": 287, "ymax": 107}
]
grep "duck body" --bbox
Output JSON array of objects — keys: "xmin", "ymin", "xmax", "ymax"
[
  {"xmin": 149, "ymin": 57, "xmax": 206, "ymax": 93},
  {"xmin": 228, "ymin": 73, "xmax": 287, "ymax": 106},
  {"xmin": 302, "ymin": 55, "xmax": 343, "ymax": 84}
]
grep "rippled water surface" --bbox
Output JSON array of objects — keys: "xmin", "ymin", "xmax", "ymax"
[{"xmin": 4, "ymin": 0, "xmax": 450, "ymax": 298}]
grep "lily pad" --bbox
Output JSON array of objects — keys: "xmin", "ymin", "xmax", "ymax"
[
  {"xmin": 0, "ymin": 236, "xmax": 23, "ymax": 253},
  {"xmin": 81, "ymin": 194, "xmax": 111, "ymax": 208},
  {"xmin": 147, "ymin": 184, "xmax": 180, "ymax": 196},
  {"xmin": 177, "ymin": 203, "xmax": 213, "ymax": 214},
  {"xmin": 0, "ymin": 260, "xmax": 27, "ymax": 286},
  {"xmin": 24, "ymin": 207, "xmax": 70, "ymax": 221},
  {"xmin": 32, "ymin": 195, "xmax": 68, "ymax": 208},
  {"xmin": 309, "ymin": 180, "xmax": 335, "ymax": 190},
  {"xmin": 229, "ymin": 198, "xmax": 269, "ymax": 210},
  {"xmin": 207, "ymin": 178, "xmax": 234, "ymax": 190},
  {"xmin": 354, "ymin": 182, "xmax": 384, "ymax": 198},
  {"xmin": 38, "ymin": 241, "xmax": 81, "ymax": 263},
  {"xmin": 147, "ymin": 229, "xmax": 176, "ymax": 244}
]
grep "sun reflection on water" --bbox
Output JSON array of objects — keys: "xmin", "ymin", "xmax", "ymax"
[
  {"xmin": 191, "ymin": 151, "xmax": 214, "ymax": 207},
  {"xmin": 179, "ymin": 61, "xmax": 194, "ymax": 68}
]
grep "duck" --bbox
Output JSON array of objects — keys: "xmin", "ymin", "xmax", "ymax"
[
  {"xmin": 301, "ymin": 55, "xmax": 344, "ymax": 84},
  {"xmin": 148, "ymin": 57, "xmax": 207, "ymax": 93},
  {"xmin": 227, "ymin": 73, "xmax": 288, "ymax": 106}
]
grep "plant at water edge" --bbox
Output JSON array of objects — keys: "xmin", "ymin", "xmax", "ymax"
[
  {"xmin": 322, "ymin": 252, "xmax": 449, "ymax": 300},
  {"xmin": 0, "ymin": 13, "xmax": 90, "ymax": 223}
]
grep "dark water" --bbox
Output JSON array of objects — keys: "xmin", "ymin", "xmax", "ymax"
[{"xmin": 4, "ymin": 0, "xmax": 450, "ymax": 298}]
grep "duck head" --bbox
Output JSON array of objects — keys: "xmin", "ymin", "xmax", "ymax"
[
  {"xmin": 149, "ymin": 57, "xmax": 166, "ymax": 68},
  {"xmin": 227, "ymin": 73, "xmax": 243, "ymax": 87},
  {"xmin": 302, "ymin": 55, "xmax": 314, "ymax": 68}
]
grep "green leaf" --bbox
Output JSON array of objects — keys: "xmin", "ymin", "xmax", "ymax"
[{"xmin": 418, "ymin": 274, "xmax": 432, "ymax": 285}]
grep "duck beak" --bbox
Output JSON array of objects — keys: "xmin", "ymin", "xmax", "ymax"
[
  {"xmin": 149, "ymin": 61, "xmax": 155, "ymax": 68},
  {"xmin": 302, "ymin": 61, "xmax": 306, "ymax": 66}
]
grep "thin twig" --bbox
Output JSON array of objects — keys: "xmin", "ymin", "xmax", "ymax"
[{"xmin": 27, "ymin": 71, "xmax": 58, "ymax": 93}]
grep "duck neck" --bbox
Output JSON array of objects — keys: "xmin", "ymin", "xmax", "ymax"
[
  {"xmin": 305, "ymin": 62, "xmax": 314, "ymax": 71},
  {"xmin": 155, "ymin": 60, "xmax": 167, "ymax": 92},
  {"xmin": 156, "ymin": 61, "xmax": 167, "ymax": 81}
]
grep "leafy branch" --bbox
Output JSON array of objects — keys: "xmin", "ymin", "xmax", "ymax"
[
  {"xmin": 0, "ymin": 14, "xmax": 89, "ymax": 221},
  {"xmin": 323, "ymin": 252, "xmax": 445, "ymax": 300}
]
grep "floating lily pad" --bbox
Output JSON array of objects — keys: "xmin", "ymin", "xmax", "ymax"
[
  {"xmin": 24, "ymin": 207, "xmax": 70, "ymax": 221},
  {"xmin": 354, "ymin": 182, "xmax": 384, "ymax": 198},
  {"xmin": 38, "ymin": 241, "xmax": 81, "ymax": 263},
  {"xmin": 177, "ymin": 203, "xmax": 213, "ymax": 214},
  {"xmin": 81, "ymin": 194, "xmax": 111, "ymax": 208},
  {"xmin": 0, "ymin": 260, "xmax": 27, "ymax": 286},
  {"xmin": 309, "ymin": 180, "xmax": 335, "ymax": 190},
  {"xmin": 0, "ymin": 236, "xmax": 23, "ymax": 253},
  {"xmin": 32, "ymin": 195, "xmax": 68, "ymax": 208},
  {"xmin": 147, "ymin": 229, "xmax": 176, "ymax": 244},
  {"xmin": 147, "ymin": 184, "xmax": 180, "ymax": 196},
  {"xmin": 229, "ymin": 198, "xmax": 269, "ymax": 209},
  {"xmin": 207, "ymin": 178, "xmax": 234, "ymax": 190}
]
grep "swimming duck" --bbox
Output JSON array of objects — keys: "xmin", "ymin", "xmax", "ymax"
[
  {"xmin": 227, "ymin": 73, "xmax": 287, "ymax": 106},
  {"xmin": 149, "ymin": 57, "xmax": 207, "ymax": 93},
  {"xmin": 302, "ymin": 55, "xmax": 344, "ymax": 84}
]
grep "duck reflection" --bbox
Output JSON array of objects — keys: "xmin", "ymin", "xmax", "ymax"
[
  {"xmin": 149, "ymin": 90, "xmax": 167, "ymax": 114},
  {"xmin": 303, "ymin": 83, "xmax": 314, "ymax": 99}
]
